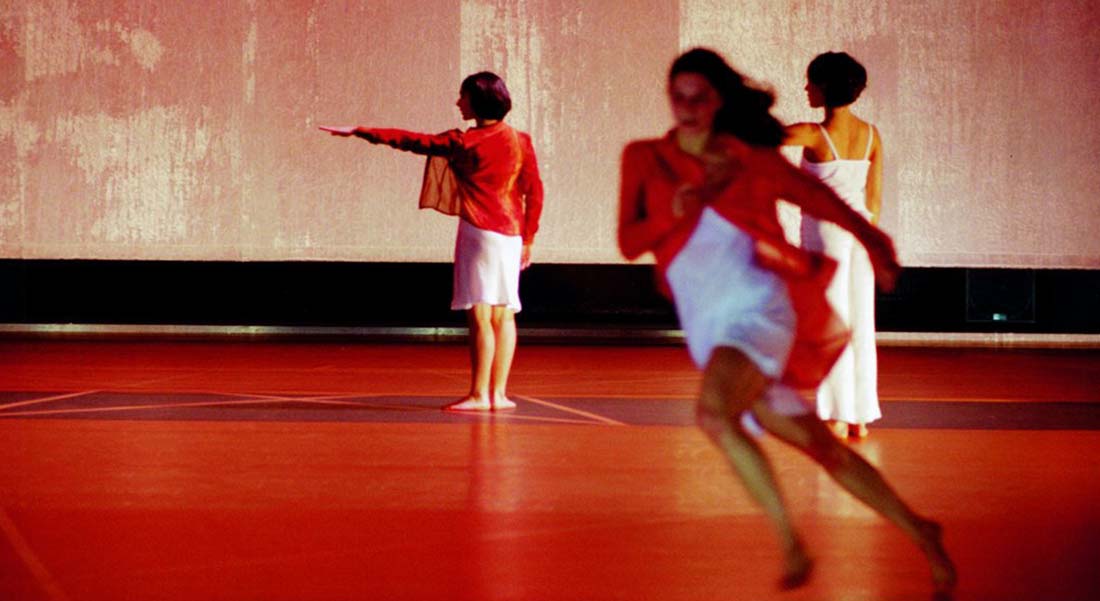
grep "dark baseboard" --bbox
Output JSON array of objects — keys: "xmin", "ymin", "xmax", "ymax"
[{"xmin": 0, "ymin": 260, "xmax": 1097, "ymax": 334}]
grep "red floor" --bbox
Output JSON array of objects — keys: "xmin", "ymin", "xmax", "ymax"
[{"xmin": 1, "ymin": 341, "xmax": 1098, "ymax": 600}]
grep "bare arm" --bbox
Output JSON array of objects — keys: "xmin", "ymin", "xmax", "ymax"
[
  {"xmin": 783, "ymin": 122, "xmax": 818, "ymax": 148},
  {"xmin": 866, "ymin": 125, "xmax": 883, "ymax": 225}
]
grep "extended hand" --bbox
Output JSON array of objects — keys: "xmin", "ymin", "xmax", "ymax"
[
  {"xmin": 319, "ymin": 125, "xmax": 357, "ymax": 137},
  {"xmin": 672, "ymin": 184, "xmax": 701, "ymax": 218}
]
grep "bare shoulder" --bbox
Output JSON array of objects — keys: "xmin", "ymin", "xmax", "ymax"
[
  {"xmin": 865, "ymin": 122, "xmax": 883, "ymax": 156},
  {"xmin": 783, "ymin": 122, "xmax": 819, "ymax": 147}
]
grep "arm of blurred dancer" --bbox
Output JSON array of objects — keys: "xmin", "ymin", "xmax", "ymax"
[
  {"xmin": 761, "ymin": 147, "xmax": 900, "ymax": 290},
  {"xmin": 866, "ymin": 125, "xmax": 883, "ymax": 225},
  {"xmin": 782, "ymin": 122, "xmax": 818, "ymax": 148},
  {"xmin": 319, "ymin": 125, "xmax": 462, "ymax": 156},
  {"xmin": 618, "ymin": 143, "xmax": 677, "ymax": 260}
]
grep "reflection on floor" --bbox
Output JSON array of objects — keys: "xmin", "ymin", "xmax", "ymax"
[{"xmin": 1, "ymin": 341, "xmax": 1098, "ymax": 601}]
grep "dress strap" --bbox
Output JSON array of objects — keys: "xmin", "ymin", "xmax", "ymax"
[
  {"xmin": 816, "ymin": 123, "xmax": 841, "ymax": 161},
  {"xmin": 863, "ymin": 124, "xmax": 875, "ymax": 160}
]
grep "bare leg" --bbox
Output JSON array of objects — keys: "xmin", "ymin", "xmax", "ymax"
[
  {"xmin": 751, "ymin": 405, "xmax": 957, "ymax": 596},
  {"xmin": 830, "ymin": 420, "xmax": 850, "ymax": 439},
  {"xmin": 696, "ymin": 347, "xmax": 812, "ymax": 588},
  {"xmin": 855, "ymin": 423, "xmax": 869, "ymax": 438},
  {"xmin": 489, "ymin": 306, "xmax": 517, "ymax": 410},
  {"xmin": 444, "ymin": 305, "xmax": 494, "ymax": 411}
]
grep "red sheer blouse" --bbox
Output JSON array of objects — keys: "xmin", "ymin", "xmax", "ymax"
[
  {"xmin": 618, "ymin": 132, "xmax": 881, "ymax": 387},
  {"xmin": 357, "ymin": 122, "xmax": 543, "ymax": 244}
]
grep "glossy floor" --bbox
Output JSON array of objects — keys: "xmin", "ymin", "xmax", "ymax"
[{"xmin": 1, "ymin": 341, "xmax": 1098, "ymax": 601}]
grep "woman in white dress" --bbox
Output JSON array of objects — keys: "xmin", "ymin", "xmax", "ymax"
[{"xmin": 785, "ymin": 52, "xmax": 882, "ymax": 439}]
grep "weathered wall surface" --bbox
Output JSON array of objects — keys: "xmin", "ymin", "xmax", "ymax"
[{"xmin": 2, "ymin": 1, "xmax": 1097, "ymax": 266}]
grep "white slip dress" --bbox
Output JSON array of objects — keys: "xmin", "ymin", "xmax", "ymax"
[
  {"xmin": 799, "ymin": 124, "xmax": 881, "ymax": 425},
  {"xmin": 667, "ymin": 207, "xmax": 814, "ymax": 435}
]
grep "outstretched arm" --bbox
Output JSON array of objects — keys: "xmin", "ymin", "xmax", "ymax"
[
  {"xmin": 319, "ymin": 126, "xmax": 462, "ymax": 156},
  {"xmin": 761, "ymin": 147, "xmax": 900, "ymax": 289}
]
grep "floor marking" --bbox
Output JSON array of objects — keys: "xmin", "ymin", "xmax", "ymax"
[
  {"xmin": 243, "ymin": 396, "xmax": 616, "ymax": 425},
  {"xmin": 0, "ymin": 394, "xmax": 601, "ymax": 425},
  {"xmin": 0, "ymin": 506, "xmax": 71, "ymax": 601},
  {"xmin": 0, "ymin": 397, "xmax": 307, "ymax": 418},
  {"xmin": 514, "ymin": 394, "xmax": 627, "ymax": 426},
  {"xmin": 448, "ymin": 412, "xmax": 604, "ymax": 425},
  {"xmin": 514, "ymin": 392, "xmax": 694, "ymax": 400},
  {"xmin": 0, "ymin": 390, "xmax": 99, "ymax": 412},
  {"xmin": 221, "ymin": 392, "xmax": 376, "ymax": 403}
]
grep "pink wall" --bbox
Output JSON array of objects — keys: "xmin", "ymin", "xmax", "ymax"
[{"xmin": 2, "ymin": 1, "xmax": 1098, "ymax": 267}]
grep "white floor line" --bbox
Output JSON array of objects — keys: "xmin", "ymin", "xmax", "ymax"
[
  {"xmin": 0, "ymin": 390, "xmax": 100, "ymax": 412},
  {"xmin": 514, "ymin": 394, "xmax": 627, "ymax": 426},
  {"xmin": 0, "ymin": 506, "xmax": 71, "ymax": 601}
]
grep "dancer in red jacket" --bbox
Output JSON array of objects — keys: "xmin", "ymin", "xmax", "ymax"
[
  {"xmin": 322, "ymin": 71, "xmax": 543, "ymax": 411},
  {"xmin": 619, "ymin": 48, "xmax": 955, "ymax": 596}
]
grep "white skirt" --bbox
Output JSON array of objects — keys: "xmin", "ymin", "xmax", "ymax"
[
  {"xmin": 667, "ymin": 208, "xmax": 813, "ymax": 427},
  {"xmin": 801, "ymin": 216, "xmax": 881, "ymax": 424},
  {"xmin": 451, "ymin": 219, "xmax": 523, "ymax": 312}
]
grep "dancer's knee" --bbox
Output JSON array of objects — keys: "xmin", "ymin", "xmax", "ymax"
[
  {"xmin": 695, "ymin": 393, "xmax": 726, "ymax": 435},
  {"xmin": 695, "ymin": 387, "xmax": 756, "ymax": 441},
  {"xmin": 701, "ymin": 348, "xmax": 769, "ymax": 410},
  {"xmin": 468, "ymin": 305, "xmax": 493, "ymax": 329},
  {"xmin": 489, "ymin": 306, "xmax": 514, "ymax": 328}
]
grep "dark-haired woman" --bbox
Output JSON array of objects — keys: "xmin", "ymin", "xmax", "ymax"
[
  {"xmin": 321, "ymin": 72, "xmax": 543, "ymax": 411},
  {"xmin": 785, "ymin": 52, "xmax": 882, "ymax": 440},
  {"xmin": 618, "ymin": 48, "xmax": 955, "ymax": 595}
]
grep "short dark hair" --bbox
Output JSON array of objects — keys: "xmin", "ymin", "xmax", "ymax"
[
  {"xmin": 460, "ymin": 72, "xmax": 512, "ymax": 120},
  {"xmin": 807, "ymin": 52, "xmax": 867, "ymax": 108},
  {"xmin": 669, "ymin": 48, "xmax": 784, "ymax": 147}
]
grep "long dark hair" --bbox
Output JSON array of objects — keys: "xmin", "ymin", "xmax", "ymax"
[{"xmin": 669, "ymin": 48, "xmax": 784, "ymax": 147}]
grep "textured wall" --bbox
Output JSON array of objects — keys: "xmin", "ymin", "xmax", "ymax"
[{"xmin": 2, "ymin": 0, "xmax": 1098, "ymax": 267}]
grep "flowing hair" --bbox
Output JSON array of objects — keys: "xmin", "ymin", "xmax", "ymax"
[{"xmin": 669, "ymin": 48, "xmax": 784, "ymax": 147}]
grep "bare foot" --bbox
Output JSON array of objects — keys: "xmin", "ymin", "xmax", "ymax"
[
  {"xmin": 492, "ymin": 395, "xmax": 517, "ymax": 411},
  {"xmin": 855, "ymin": 423, "xmax": 869, "ymax": 438},
  {"xmin": 443, "ymin": 396, "xmax": 492, "ymax": 411},
  {"xmin": 917, "ymin": 520, "xmax": 957, "ymax": 598},
  {"xmin": 779, "ymin": 539, "xmax": 814, "ymax": 590},
  {"xmin": 830, "ymin": 420, "xmax": 850, "ymax": 440}
]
